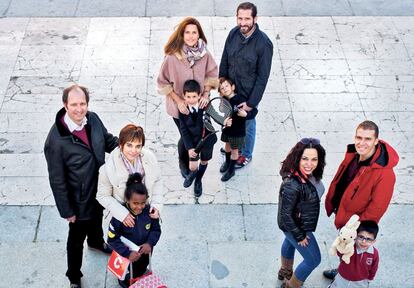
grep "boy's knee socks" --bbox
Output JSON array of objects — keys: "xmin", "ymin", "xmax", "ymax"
[
  {"xmin": 228, "ymin": 159, "xmax": 236, "ymax": 174},
  {"xmin": 196, "ymin": 163, "xmax": 208, "ymax": 182}
]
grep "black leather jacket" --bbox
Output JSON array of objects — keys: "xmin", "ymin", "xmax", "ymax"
[
  {"xmin": 277, "ymin": 174, "xmax": 321, "ymax": 242},
  {"xmin": 44, "ymin": 108, "xmax": 118, "ymax": 220}
]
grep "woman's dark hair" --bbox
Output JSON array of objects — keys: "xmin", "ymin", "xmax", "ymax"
[
  {"xmin": 280, "ymin": 140, "xmax": 326, "ymax": 181},
  {"xmin": 124, "ymin": 173, "xmax": 148, "ymax": 201}
]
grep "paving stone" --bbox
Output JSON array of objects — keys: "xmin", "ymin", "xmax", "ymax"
[
  {"xmin": 283, "ymin": 0, "xmax": 353, "ymax": 16},
  {"xmin": 36, "ymin": 206, "xmax": 67, "ymax": 242},
  {"xmin": 160, "ymin": 204, "xmax": 244, "ymax": 241},
  {"xmin": 214, "ymin": 0, "xmax": 284, "ymax": 16},
  {"xmin": 146, "ymin": 0, "xmax": 214, "ymax": 16},
  {"xmin": 76, "ymin": 0, "xmax": 146, "ymax": 17},
  {"xmin": 349, "ymin": 0, "xmax": 414, "ymax": 16},
  {"xmin": 7, "ymin": 0, "xmax": 77, "ymax": 16},
  {"xmin": 0, "ymin": 176, "xmax": 53, "ymax": 205},
  {"xmin": 0, "ymin": 206, "xmax": 40, "ymax": 242}
]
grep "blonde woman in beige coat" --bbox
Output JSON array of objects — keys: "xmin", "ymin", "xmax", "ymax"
[
  {"xmin": 97, "ymin": 124, "xmax": 163, "ymax": 227},
  {"xmin": 157, "ymin": 17, "xmax": 219, "ymax": 178}
]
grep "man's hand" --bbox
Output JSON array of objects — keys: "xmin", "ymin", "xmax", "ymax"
[
  {"xmin": 128, "ymin": 251, "xmax": 141, "ymax": 262},
  {"xmin": 237, "ymin": 109, "xmax": 247, "ymax": 117},
  {"xmin": 188, "ymin": 148, "xmax": 197, "ymax": 158},
  {"xmin": 66, "ymin": 215, "xmax": 76, "ymax": 223},
  {"xmin": 149, "ymin": 207, "xmax": 159, "ymax": 219},
  {"xmin": 139, "ymin": 243, "xmax": 152, "ymax": 255},
  {"xmin": 177, "ymin": 99, "xmax": 189, "ymax": 115},
  {"xmin": 237, "ymin": 102, "xmax": 253, "ymax": 112},
  {"xmin": 122, "ymin": 213, "xmax": 135, "ymax": 228},
  {"xmin": 224, "ymin": 117, "xmax": 232, "ymax": 127}
]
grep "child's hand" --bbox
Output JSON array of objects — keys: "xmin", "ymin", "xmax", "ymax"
[
  {"xmin": 188, "ymin": 148, "xmax": 197, "ymax": 158},
  {"xmin": 139, "ymin": 243, "xmax": 152, "ymax": 255},
  {"xmin": 177, "ymin": 99, "xmax": 189, "ymax": 115},
  {"xmin": 224, "ymin": 117, "xmax": 232, "ymax": 127},
  {"xmin": 128, "ymin": 251, "xmax": 141, "ymax": 262},
  {"xmin": 237, "ymin": 109, "xmax": 247, "ymax": 117},
  {"xmin": 149, "ymin": 207, "xmax": 160, "ymax": 219},
  {"xmin": 122, "ymin": 213, "xmax": 135, "ymax": 228}
]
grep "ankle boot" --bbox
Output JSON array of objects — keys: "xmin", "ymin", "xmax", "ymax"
[
  {"xmin": 280, "ymin": 273, "xmax": 303, "ymax": 288},
  {"xmin": 278, "ymin": 257, "xmax": 294, "ymax": 280},
  {"xmin": 221, "ymin": 159, "xmax": 236, "ymax": 181},
  {"xmin": 220, "ymin": 152, "xmax": 231, "ymax": 173},
  {"xmin": 183, "ymin": 170, "xmax": 198, "ymax": 188}
]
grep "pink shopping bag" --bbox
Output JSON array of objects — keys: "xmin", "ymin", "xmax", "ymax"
[{"xmin": 129, "ymin": 271, "xmax": 167, "ymax": 288}]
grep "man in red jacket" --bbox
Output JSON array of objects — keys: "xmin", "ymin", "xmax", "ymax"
[{"xmin": 323, "ymin": 120, "xmax": 399, "ymax": 279}]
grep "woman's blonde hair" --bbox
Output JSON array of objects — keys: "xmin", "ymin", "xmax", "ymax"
[{"xmin": 164, "ymin": 17, "xmax": 208, "ymax": 55}]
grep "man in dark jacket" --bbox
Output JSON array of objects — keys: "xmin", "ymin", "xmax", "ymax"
[
  {"xmin": 219, "ymin": 2, "xmax": 273, "ymax": 168},
  {"xmin": 323, "ymin": 120, "xmax": 399, "ymax": 279},
  {"xmin": 44, "ymin": 85, "xmax": 118, "ymax": 288}
]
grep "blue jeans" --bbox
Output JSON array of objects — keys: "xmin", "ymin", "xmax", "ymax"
[
  {"xmin": 281, "ymin": 231, "xmax": 321, "ymax": 282},
  {"xmin": 242, "ymin": 118, "xmax": 256, "ymax": 159}
]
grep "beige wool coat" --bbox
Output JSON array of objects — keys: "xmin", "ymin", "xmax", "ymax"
[
  {"xmin": 157, "ymin": 51, "xmax": 219, "ymax": 118},
  {"xmin": 97, "ymin": 147, "xmax": 163, "ymax": 223}
]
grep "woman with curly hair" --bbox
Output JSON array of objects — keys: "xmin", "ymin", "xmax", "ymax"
[{"xmin": 277, "ymin": 138, "xmax": 326, "ymax": 288}]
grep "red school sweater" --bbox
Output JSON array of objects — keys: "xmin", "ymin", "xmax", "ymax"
[{"xmin": 338, "ymin": 245, "xmax": 379, "ymax": 281}]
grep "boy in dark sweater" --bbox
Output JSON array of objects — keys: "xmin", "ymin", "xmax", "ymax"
[
  {"xmin": 178, "ymin": 80, "xmax": 217, "ymax": 197},
  {"xmin": 329, "ymin": 221, "xmax": 379, "ymax": 288},
  {"xmin": 218, "ymin": 77, "xmax": 257, "ymax": 181}
]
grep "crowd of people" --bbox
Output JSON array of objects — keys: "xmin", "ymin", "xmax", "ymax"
[{"xmin": 43, "ymin": 2, "xmax": 399, "ymax": 288}]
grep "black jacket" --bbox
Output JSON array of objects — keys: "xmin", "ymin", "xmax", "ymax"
[
  {"xmin": 108, "ymin": 205, "xmax": 161, "ymax": 258},
  {"xmin": 222, "ymin": 94, "xmax": 258, "ymax": 137},
  {"xmin": 219, "ymin": 24, "xmax": 273, "ymax": 109},
  {"xmin": 178, "ymin": 108, "xmax": 217, "ymax": 150},
  {"xmin": 44, "ymin": 108, "xmax": 118, "ymax": 220},
  {"xmin": 277, "ymin": 174, "xmax": 321, "ymax": 242}
]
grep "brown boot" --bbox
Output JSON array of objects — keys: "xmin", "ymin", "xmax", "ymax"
[
  {"xmin": 277, "ymin": 257, "xmax": 294, "ymax": 280},
  {"xmin": 280, "ymin": 273, "xmax": 303, "ymax": 288}
]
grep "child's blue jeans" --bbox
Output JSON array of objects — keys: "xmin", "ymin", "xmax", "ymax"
[{"xmin": 281, "ymin": 231, "xmax": 321, "ymax": 282}]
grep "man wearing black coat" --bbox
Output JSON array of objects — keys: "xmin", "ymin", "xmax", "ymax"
[
  {"xmin": 44, "ymin": 85, "xmax": 118, "ymax": 288},
  {"xmin": 219, "ymin": 2, "xmax": 273, "ymax": 168}
]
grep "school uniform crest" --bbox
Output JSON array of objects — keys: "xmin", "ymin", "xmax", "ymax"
[
  {"xmin": 145, "ymin": 223, "xmax": 151, "ymax": 230},
  {"xmin": 366, "ymin": 257, "xmax": 373, "ymax": 265}
]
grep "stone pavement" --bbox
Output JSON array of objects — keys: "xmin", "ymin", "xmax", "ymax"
[{"xmin": 0, "ymin": 5, "xmax": 414, "ymax": 288}]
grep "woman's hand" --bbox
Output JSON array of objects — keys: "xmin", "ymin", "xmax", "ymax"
[
  {"xmin": 199, "ymin": 92, "xmax": 210, "ymax": 109},
  {"xmin": 139, "ymin": 243, "xmax": 152, "ymax": 255},
  {"xmin": 122, "ymin": 213, "xmax": 135, "ymax": 228},
  {"xmin": 149, "ymin": 207, "xmax": 160, "ymax": 219},
  {"xmin": 298, "ymin": 236, "xmax": 310, "ymax": 247},
  {"xmin": 177, "ymin": 99, "xmax": 189, "ymax": 115},
  {"xmin": 128, "ymin": 251, "xmax": 141, "ymax": 262}
]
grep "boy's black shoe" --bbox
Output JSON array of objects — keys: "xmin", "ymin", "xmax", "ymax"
[
  {"xmin": 88, "ymin": 242, "xmax": 112, "ymax": 254},
  {"xmin": 323, "ymin": 268, "xmax": 338, "ymax": 279},
  {"xmin": 179, "ymin": 161, "xmax": 190, "ymax": 178},
  {"xmin": 221, "ymin": 169, "xmax": 235, "ymax": 182},
  {"xmin": 220, "ymin": 161, "xmax": 230, "ymax": 173},
  {"xmin": 194, "ymin": 181, "xmax": 202, "ymax": 197},
  {"xmin": 183, "ymin": 170, "xmax": 197, "ymax": 188}
]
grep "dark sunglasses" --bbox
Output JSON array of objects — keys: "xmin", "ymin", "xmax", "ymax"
[{"xmin": 300, "ymin": 138, "xmax": 320, "ymax": 147}]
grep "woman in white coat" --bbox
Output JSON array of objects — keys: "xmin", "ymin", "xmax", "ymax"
[{"xmin": 97, "ymin": 124, "xmax": 163, "ymax": 227}]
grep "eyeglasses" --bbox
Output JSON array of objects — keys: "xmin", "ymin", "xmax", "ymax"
[
  {"xmin": 357, "ymin": 235, "xmax": 375, "ymax": 243},
  {"xmin": 300, "ymin": 138, "xmax": 320, "ymax": 147}
]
